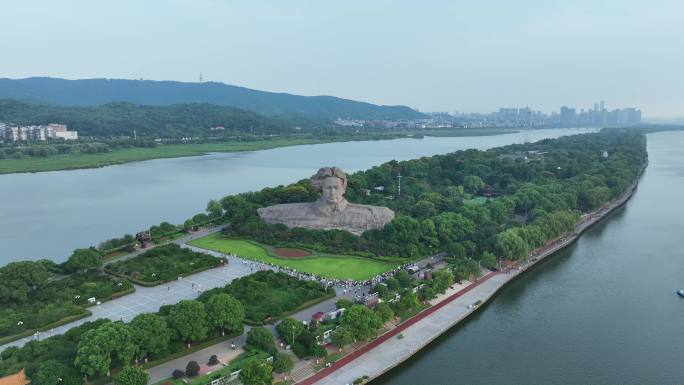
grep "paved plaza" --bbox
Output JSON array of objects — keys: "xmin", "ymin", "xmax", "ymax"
[{"xmin": 0, "ymin": 251, "xmax": 256, "ymax": 350}]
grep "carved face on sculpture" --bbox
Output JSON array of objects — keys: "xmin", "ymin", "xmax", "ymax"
[
  {"xmin": 322, "ymin": 176, "xmax": 345, "ymax": 204},
  {"xmin": 311, "ymin": 167, "xmax": 348, "ymax": 207}
]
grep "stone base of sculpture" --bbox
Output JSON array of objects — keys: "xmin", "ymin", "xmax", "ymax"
[{"xmin": 257, "ymin": 201, "xmax": 395, "ymax": 235}]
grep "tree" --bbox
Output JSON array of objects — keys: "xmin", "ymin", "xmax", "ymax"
[
  {"xmin": 311, "ymin": 344, "xmax": 328, "ymax": 359},
  {"xmin": 207, "ymin": 200, "xmax": 223, "ymax": 218},
  {"xmin": 239, "ymin": 360, "xmax": 273, "ymax": 385},
  {"xmin": 399, "ymin": 291, "xmax": 420, "ymax": 312},
  {"xmin": 246, "ymin": 327, "xmax": 277, "ymax": 355},
  {"xmin": 496, "ymin": 229, "xmax": 529, "ymax": 260},
  {"xmin": 183, "ymin": 219, "xmax": 194, "ymax": 231},
  {"xmin": 275, "ymin": 317, "xmax": 305, "ymax": 346},
  {"xmin": 331, "ymin": 326, "xmax": 354, "ymax": 349},
  {"xmin": 149, "ymin": 225, "xmax": 162, "ymax": 239},
  {"xmin": 129, "ymin": 313, "xmax": 171, "ymax": 360},
  {"xmin": 413, "ymin": 200, "xmax": 436, "ymax": 218},
  {"xmin": 481, "ymin": 251, "xmax": 497, "ymax": 269},
  {"xmin": 335, "ymin": 298, "xmax": 354, "ymax": 309},
  {"xmin": 431, "ymin": 270, "xmax": 454, "ymax": 293},
  {"xmin": 206, "ymin": 293, "xmax": 245, "ymax": 335},
  {"xmin": 185, "ymin": 361, "xmax": 201, "ymax": 377},
  {"xmin": 159, "ymin": 222, "xmax": 177, "ymax": 235},
  {"xmin": 394, "ymin": 270, "xmax": 412, "ymax": 288},
  {"xmin": 445, "ymin": 242, "xmax": 466, "ymax": 260},
  {"xmin": 74, "ymin": 321, "xmax": 137, "ymax": 378},
  {"xmin": 374, "ymin": 302, "xmax": 394, "ymax": 323},
  {"xmin": 66, "ymin": 248, "xmax": 101, "ymax": 273},
  {"xmin": 168, "ymin": 300, "xmax": 209, "ymax": 344},
  {"xmin": 385, "ymin": 277, "xmax": 400, "ymax": 291},
  {"xmin": 30, "ymin": 360, "xmax": 80, "ymax": 385},
  {"xmin": 341, "ymin": 305, "xmax": 382, "ymax": 342},
  {"xmin": 272, "ymin": 352, "xmax": 294, "ymax": 374},
  {"xmin": 371, "ymin": 283, "xmax": 388, "ymax": 297},
  {"xmin": 463, "ymin": 175, "xmax": 485, "ymax": 194},
  {"xmin": 192, "ymin": 213, "xmax": 209, "ymax": 225},
  {"xmin": 114, "ymin": 366, "xmax": 149, "ymax": 385},
  {"xmin": 0, "ymin": 261, "xmax": 50, "ymax": 304}
]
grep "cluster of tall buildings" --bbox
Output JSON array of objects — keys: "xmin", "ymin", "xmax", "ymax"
[
  {"xmin": 558, "ymin": 101, "xmax": 641, "ymax": 127},
  {"xmin": 0, "ymin": 123, "xmax": 78, "ymax": 142},
  {"xmin": 420, "ymin": 101, "xmax": 641, "ymax": 129}
]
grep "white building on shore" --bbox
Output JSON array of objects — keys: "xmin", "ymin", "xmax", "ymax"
[{"xmin": 0, "ymin": 123, "xmax": 78, "ymax": 142}]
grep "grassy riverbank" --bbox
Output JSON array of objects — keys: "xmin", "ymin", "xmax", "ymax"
[
  {"xmin": 0, "ymin": 128, "xmax": 516, "ymax": 174},
  {"xmin": 0, "ymin": 138, "xmax": 329, "ymax": 174}
]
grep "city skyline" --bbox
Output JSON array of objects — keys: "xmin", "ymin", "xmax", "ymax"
[{"xmin": 0, "ymin": 1, "xmax": 682, "ymax": 119}]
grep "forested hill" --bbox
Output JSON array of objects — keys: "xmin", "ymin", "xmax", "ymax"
[
  {"xmin": 0, "ymin": 99, "xmax": 327, "ymax": 137},
  {"xmin": 0, "ymin": 77, "xmax": 425, "ymax": 120}
]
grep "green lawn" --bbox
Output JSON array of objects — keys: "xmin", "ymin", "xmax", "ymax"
[{"xmin": 188, "ymin": 234, "xmax": 398, "ymax": 281}]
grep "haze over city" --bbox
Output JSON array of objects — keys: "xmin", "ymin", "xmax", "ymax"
[{"xmin": 1, "ymin": 0, "xmax": 683, "ymax": 118}]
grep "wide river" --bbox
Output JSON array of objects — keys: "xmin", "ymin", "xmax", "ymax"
[
  {"xmin": 374, "ymin": 131, "xmax": 684, "ymax": 384},
  {"xmin": 0, "ymin": 127, "xmax": 593, "ymax": 264}
]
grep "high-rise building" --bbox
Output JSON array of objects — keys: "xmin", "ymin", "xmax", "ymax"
[{"xmin": 560, "ymin": 106, "xmax": 577, "ymax": 126}]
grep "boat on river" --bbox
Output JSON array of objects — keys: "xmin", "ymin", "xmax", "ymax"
[{"xmin": 677, "ymin": 290, "xmax": 684, "ymax": 298}]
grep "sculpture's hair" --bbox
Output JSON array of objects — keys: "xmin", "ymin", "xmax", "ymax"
[{"xmin": 310, "ymin": 167, "xmax": 347, "ymax": 191}]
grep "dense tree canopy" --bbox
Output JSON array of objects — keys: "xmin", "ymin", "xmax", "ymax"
[
  {"xmin": 217, "ymin": 132, "xmax": 646, "ymax": 267},
  {"xmin": 275, "ymin": 318, "xmax": 306, "ymax": 346},
  {"xmin": 65, "ymin": 248, "xmax": 101, "ymax": 273},
  {"xmin": 113, "ymin": 366, "xmax": 149, "ymax": 385},
  {"xmin": 74, "ymin": 321, "xmax": 136, "ymax": 378},
  {"xmin": 129, "ymin": 313, "xmax": 171, "ymax": 360},
  {"xmin": 340, "ymin": 305, "xmax": 383, "ymax": 342},
  {"xmin": 239, "ymin": 360, "xmax": 273, "ymax": 385},
  {"xmin": 168, "ymin": 300, "xmax": 209, "ymax": 343},
  {"xmin": 206, "ymin": 293, "xmax": 245, "ymax": 335},
  {"xmin": 246, "ymin": 327, "xmax": 277, "ymax": 355}
]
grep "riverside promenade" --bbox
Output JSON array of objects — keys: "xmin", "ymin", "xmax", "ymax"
[{"xmin": 300, "ymin": 166, "xmax": 646, "ymax": 385}]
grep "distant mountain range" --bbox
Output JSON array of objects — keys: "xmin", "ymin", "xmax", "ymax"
[{"xmin": 0, "ymin": 77, "xmax": 425, "ymax": 120}]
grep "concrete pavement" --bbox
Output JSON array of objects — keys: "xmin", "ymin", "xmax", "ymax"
[
  {"xmin": 147, "ymin": 335, "xmax": 248, "ymax": 384},
  {"xmin": 0, "ymin": 254, "xmax": 255, "ymax": 350}
]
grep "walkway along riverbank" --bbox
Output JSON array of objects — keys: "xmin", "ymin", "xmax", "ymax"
[{"xmin": 299, "ymin": 162, "xmax": 648, "ymax": 385}]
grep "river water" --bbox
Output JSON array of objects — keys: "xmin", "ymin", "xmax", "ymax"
[
  {"xmin": 0, "ymin": 128, "xmax": 593, "ymax": 264},
  {"xmin": 373, "ymin": 131, "xmax": 684, "ymax": 384}
]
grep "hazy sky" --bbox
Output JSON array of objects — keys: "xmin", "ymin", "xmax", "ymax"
[{"xmin": 1, "ymin": 0, "xmax": 682, "ymax": 117}]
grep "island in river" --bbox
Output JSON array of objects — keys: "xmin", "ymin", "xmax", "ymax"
[{"xmin": 0, "ymin": 130, "xmax": 649, "ymax": 385}]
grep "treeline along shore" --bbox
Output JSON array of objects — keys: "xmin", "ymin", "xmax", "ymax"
[{"xmin": 0, "ymin": 98, "xmax": 513, "ymax": 174}]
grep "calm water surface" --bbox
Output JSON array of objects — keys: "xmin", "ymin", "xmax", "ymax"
[
  {"xmin": 373, "ymin": 131, "xmax": 684, "ymax": 384},
  {"xmin": 0, "ymin": 128, "xmax": 593, "ymax": 264}
]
